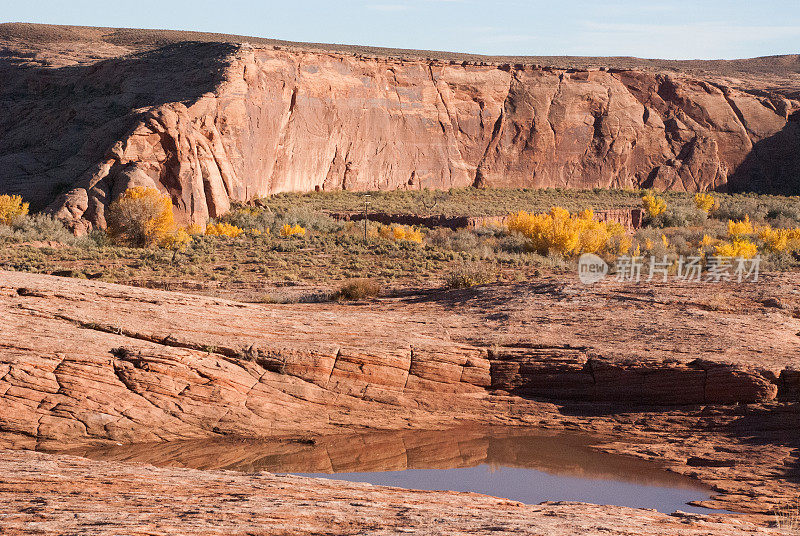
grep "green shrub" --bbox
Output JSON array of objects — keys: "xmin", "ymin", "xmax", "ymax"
[
  {"xmin": 448, "ymin": 229, "xmax": 483, "ymax": 252},
  {"xmin": 647, "ymin": 205, "xmax": 708, "ymax": 228},
  {"xmin": 427, "ymin": 228, "xmax": 493, "ymax": 257},
  {"xmin": 711, "ymin": 195, "xmax": 784, "ymax": 224},
  {"xmin": 498, "ymin": 232, "xmax": 528, "ymax": 254},
  {"xmin": 0, "ymin": 214, "xmax": 89, "ymax": 246}
]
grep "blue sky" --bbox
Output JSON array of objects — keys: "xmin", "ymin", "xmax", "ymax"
[{"xmin": 2, "ymin": 0, "xmax": 799, "ymax": 59}]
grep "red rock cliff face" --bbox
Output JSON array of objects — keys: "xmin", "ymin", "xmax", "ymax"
[{"xmin": 0, "ymin": 35, "xmax": 797, "ymax": 231}]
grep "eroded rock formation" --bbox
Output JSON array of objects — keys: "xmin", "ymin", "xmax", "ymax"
[
  {"xmin": 0, "ymin": 24, "xmax": 798, "ymax": 232},
  {"xmin": 1, "ymin": 270, "xmax": 799, "ymax": 518},
  {"xmin": 1, "ymin": 269, "xmax": 797, "ymax": 451}
]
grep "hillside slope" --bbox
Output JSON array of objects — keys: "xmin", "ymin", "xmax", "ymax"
[{"xmin": 0, "ymin": 23, "xmax": 798, "ymax": 231}]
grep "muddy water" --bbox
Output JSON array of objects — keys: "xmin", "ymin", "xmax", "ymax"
[{"xmin": 64, "ymin": 427, "xmax": 724, "ymax": 514}]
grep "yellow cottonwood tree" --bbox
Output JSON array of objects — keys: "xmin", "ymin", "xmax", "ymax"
[
  {"xmin": 0, "ymin": 194, "xmax": 29, "ymax": 225},
  {"xmin": 107, "ymin": 187, "xmax": 175, "ymax": 247}
]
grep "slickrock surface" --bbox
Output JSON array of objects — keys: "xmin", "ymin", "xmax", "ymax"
[
  {"xmin": 1, "ymin": 269, "xmax": 798, "ymax": 520},
  {"xmin": 1, "ymin": 269, "xmax": 797, "ymax": 449},
  {"xmin": 1, "ymin": 24, "xmax": 798, "ymax": 231},
  {"xmin": 0, "ymin": 450, "xmax": 784, "ymax": 536}
]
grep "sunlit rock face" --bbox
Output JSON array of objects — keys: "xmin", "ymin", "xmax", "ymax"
[{"xmin": 1, "ymin": 25, "xmax": 797, "ymax": 232}]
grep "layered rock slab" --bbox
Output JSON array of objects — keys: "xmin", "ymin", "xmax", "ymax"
[
  {"xmin": 0, "ymin": 270, "xmax": 793, "ymax": 451},
  {"xmin": 0, "ymin": 450, "xmax": 784, "ymax": 536},
  {"xmin": 0, "ymin": 271, "xmax": 798, "ymax": 516}
]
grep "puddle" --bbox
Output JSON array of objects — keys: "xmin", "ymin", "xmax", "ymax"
[{"xmin": 61, "ymin": 427, "xmax": 726, "ymax": 514}]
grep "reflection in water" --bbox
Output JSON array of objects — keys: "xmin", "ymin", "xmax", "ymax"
[{"xmin": 62, "ymin": 428, "xmax": 722, "ymax": 514}]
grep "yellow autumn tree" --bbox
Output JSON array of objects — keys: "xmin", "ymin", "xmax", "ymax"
[
  {"xmin": 205, "ymin": 222, "xmax": 245, "ymax": 238},
  {"xmin": 159, "ymin": 228, "xmax": 193, "ymax": 250},
  {"xmin": 0, "ymin": 194, "xmax": 30, "ymax": 225},
  {"xmin": 715, "ymin": 239, "xmax": 758, "ymax": 259},
  {"xmin": 727, "ymin": 215, "xmax": 753, "ymax": 239},
  {"xmin": 507, "ymin": 207, "xmax": 625, "ymax": 257},
  {"xmin": 280, "ymin": 223, "xmax": 306, "ymax": 238},
  {"xmin": 107, "ymin": 187, "xmax": 176, "ymax": 247},
  {"xmin": 759, "ymin": 226, "xmax": 790, "ymax": 252},
  {"xmin": 758, "ymin": 225, "xmax": 800, "ymax": 252},
  {"xmin": 694, "ymin": 193, "xmax": 717, "ymax": 213},
  {"xmin": 641, "ymin": 194, "xmax": 666, "ymax": 218},
  {"xmin": 378, "ymin": 224, "xmax": 423, "ymax": 243}
]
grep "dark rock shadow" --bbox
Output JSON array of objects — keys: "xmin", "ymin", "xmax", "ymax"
[
  {"xmin": 397, "ymin": 281, "xmax": 565, "ymax": 308},
  {"xmin": 718, "ymin": 402, "xmax": 800, "ymax": 485},
  {"xmin": 727, "ymin": 111, "xmax": 800, "ymax": 195},
  {"xmin": 0, "ymin": 42, "xmax": 237, "ymax": 209}
]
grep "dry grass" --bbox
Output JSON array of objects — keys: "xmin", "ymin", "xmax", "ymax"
[
  {"xmin": 445, "ymin": 261, "xmax": 497, "ymax": 289},
  {"xmin": 1, "ymin": 188, "xmax": 799, "ymax": 302},
  {"xmin": 331, "ymin": 279, "xmax": 381, "ymax": 301},
  {"xmin": 252, "ymin": 188, "xmax": 800, "ymax": 221},
  {"xmin": 774, "ymin": 499, "xmax": 800, "ymax": 532}
]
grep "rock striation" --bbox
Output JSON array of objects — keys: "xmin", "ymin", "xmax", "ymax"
[
  {"xmin": 0, "ymin": 270, "xmax": 795, "ymax": 450},
  {"xmin": 1, "ymin": 271, "xmax": 799, "ymax": 518},
  {"xmin": 0, "ymin": 24, "xmax": 798, "ymax": 232}
]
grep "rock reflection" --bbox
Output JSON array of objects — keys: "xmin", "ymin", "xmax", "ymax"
[{"xmin": 63, "ymin": 427, "xmax": 705, "ymax": 491}]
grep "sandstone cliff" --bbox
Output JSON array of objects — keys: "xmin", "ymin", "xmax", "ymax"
[{"xmin": 0, "ymin": 24, "xmax": 798, "ymax": 232}]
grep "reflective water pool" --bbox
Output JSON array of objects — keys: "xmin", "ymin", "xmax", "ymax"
[{"xmin": 63, "ymin": 427, "xmax": 726, "ymax": 514}]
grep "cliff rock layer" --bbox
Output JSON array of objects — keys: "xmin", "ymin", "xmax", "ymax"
[{"xmin": 1, "ymin": 24, "xmax": 799, "ymax": 231}]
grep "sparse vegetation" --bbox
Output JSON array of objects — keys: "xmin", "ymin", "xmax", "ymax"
[
  {"xmin": 251, "ymin": 187, "xmax": 647, "ymax": 216},
  {"xmin": 773, "ymin": 498, "xmax": 800, "ymax": 532},
  {"xmin": 445, "ymin": 261, "xmax": 497, "ymax": 289},
  {"xmin": 1, "ymin": 187, "xmax": 799, "ymax": 301}
]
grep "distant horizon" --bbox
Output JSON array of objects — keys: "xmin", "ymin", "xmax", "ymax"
[
  {"xmin": 3, "ymin": 20, "xmax": 799, "ymax": 62},
  {"xmin": 1, "ymin": 0, "xmax": 799, "ymax": 61}
]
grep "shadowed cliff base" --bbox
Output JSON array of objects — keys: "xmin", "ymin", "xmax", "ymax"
[
  {"xmin": 728, "ymin": 111, "xmax": 800, "ymax": 195},
  {"xmin": 0, "ymin": 41, "xmax": 237, "ymax": 211}
]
